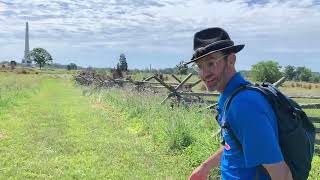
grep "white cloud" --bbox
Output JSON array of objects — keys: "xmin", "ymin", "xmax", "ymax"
[{"xmin": 0, "ymin": 0, "xmax": 319, "ymax": 70}]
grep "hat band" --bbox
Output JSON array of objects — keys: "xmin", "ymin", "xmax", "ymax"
[{"xmin": 192, "ymin": 40, "xmax": 234, "ymax": 60}]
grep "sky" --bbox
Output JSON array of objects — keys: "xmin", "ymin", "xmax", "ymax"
[{"xmin": 0, "ymin": 0, "xmax": 320, "ymax": 71}]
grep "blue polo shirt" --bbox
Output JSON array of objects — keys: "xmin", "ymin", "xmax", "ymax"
[{"xmin": 216, "ymin": 73, "xmax": 283, "ymax": 180}]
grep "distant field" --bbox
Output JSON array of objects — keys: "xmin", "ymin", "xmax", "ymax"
[
  {"xmin": 0, "ymin": 66, "xmax": 79, "ymax": 75},
  {"xmin": 0, "ymin": 69, "xmax": 319, "ymax": 179}
]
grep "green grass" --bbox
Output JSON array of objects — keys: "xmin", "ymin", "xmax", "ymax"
[
  {"xmin": 87, "ymin": 86, "xmax": 320, "ymax": 179},
  {"xmin": 0, "ymin": 72, "xmax": 42, "ymax": 109},
  {"xmin": 0, "ymin": 71, "xmax": 319, "ymax": 179},
  {"xmin": 84, "ymin": 84, "xmax": 320, "ymax": 179},
  {"xmin": 92, "ymin": 87, "xmax": 219, "ymax": 151},
  {"xmin": 0, "ymin": 73, "xmax": 204, "ymax": 179}
]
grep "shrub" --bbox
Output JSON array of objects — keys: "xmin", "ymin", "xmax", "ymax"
[
  {"xmin": 165, "ymin": 118, "xmax": 193, "ymax": 151},
  {"xmin": 290, "ymin": 82, "xmax": 296, "ymax": 88},
  {"xmin": 296, "ymin": 82, "xmax": 302, "ymax": 88},
  {"xmin": 307, "ymin": 84, "xmax": 312, "ymax": 89}
]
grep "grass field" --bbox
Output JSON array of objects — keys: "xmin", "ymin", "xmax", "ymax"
[
  {"xmin": 0, "ymin": 72, "xmax": 198, "ymax": 179},
  {"xmin": 0, "ymin": 70, "xmax": 319, "ymax": 179}
]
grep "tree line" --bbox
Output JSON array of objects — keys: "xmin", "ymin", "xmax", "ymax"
[
  {"xmin": 251, "ymin": 61, "xmax": 320, "ymax": 83},
  {"xmin": 6, "ymin": 47, "xmax": 319, "ymax": 83},
  {"xmin": 172, "ymin": 60, "xmax": 320, "ymax": 84}
]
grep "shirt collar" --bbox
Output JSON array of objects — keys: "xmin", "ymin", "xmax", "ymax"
[{"xmin": 217, "ymin": 72, "xmax": 250, "ymax": 113}]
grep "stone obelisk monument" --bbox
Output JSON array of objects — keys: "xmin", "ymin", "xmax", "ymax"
[{"xmin": 22, "ymin": 22, "xmax": 31, "ymax": 65}]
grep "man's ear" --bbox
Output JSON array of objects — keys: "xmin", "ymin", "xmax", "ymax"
[{"xmin": 227, "ymin": 53, "xmax": 236, "ymax": 67}]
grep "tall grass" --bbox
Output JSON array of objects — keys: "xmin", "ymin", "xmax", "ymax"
[
  {"xmin": 86, "ymin": 85, "xmax": 320, "ymax": 178},
  {"xmin": 87, "ymin": 87, "xmax": 221, "ymax": 169},
  {"xmin": 0, "ymin": 72, "xmax": 42, "ymax": 109}
]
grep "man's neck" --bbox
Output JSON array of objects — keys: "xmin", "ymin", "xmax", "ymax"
[{"xmin": 217, "ymin": 71, "xmax": 237, "ymax": 93}]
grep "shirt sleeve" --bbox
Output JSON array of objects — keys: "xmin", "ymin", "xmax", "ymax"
[{"xmin": 226, "ymin": 90, "xmax": 284, "ymax": 168}]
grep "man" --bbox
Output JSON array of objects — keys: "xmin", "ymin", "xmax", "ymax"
[{"xmin": 185, "ymin": 28, "xmax": 293, "ymax": 180}]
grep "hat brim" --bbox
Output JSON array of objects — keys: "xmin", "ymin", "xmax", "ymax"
[{"xmin": 184, "ymin": 44, "xmax": 245, "ymax": 65}]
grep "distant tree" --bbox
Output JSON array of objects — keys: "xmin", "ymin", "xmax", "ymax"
[
  {"xmin": 239, "ymin": 70, "xmax": 252, "ymax": 79},
  {"xmin": 111, "ymin": 68, "xmax": 123, "ymax": 79},
  {"xmin": 295, "ymin": 66, "xmax": 312, "ymax": 82},
  {"xmin": 310, "ymin": 74, "xmax": 320, "ymax": 83},
  {"xmin": 251, "ymin": 60, "xmax": 282, "ymax": 83},
  {"xmin": 86, "ymin": 66, "xmax": 94, "ymax": 71},
  {"xmin": 49, "ymin": 63, "xmax": 66, "ymax": 69},
  {"xmin": 10, "ymin": 61, "xmax": 17, "ymax": 70},
  {"xmin": 28, "ymin": 48, "xmax": 53, "ymax": 69},
  {"xmin": 176, "ymin": 61, "xmax": 188, "ymax": 75},
  {"xmin": 117, "ymin": 53, "xmax": 128, "ymax": 71},
  {"xmin": 160, "ymin": 68, "xmax": 175, "ymax": 74},
  {"xmin": 284, "ymin": 65, "xmax": 296, "ymax": 80},
  {"xmin": 67, "ymin": 63, "xmax": 77, "ymax": 70}
]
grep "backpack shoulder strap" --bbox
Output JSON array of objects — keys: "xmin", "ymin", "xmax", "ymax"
[
  {"xmin": 223, "ymin": 83, "xmax": 272, "ymax": 114},
  {"xmin": 222, "ymin": 83, "xmax": 271, "ymax": 149}
]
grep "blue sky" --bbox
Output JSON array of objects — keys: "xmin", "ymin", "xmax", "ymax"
[{"xmin": 0, "ymin": 0, "xmax": 320, "ymax": 71}]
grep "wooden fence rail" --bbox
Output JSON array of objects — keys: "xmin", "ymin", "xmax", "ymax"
[
  {"xmin": 311, "ymin": 118, "xmax": 320, "ymax": 146},
  {"xmin": 289, "ymin": 96, "xmax": 320, "ymax": 99},
  {"xmin": 310, "ymin": 117, "xmax": 320, "ymax": 123},
  {"xmin": 74, "ymin": 73, "xmax": 320, "ymax": 145},
  {"xmin": 299, "ymin": 104, "xmax": 320, "ymax": 109}
]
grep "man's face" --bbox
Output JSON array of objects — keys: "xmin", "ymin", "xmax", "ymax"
[{"xmin": 194, "ymin": 52, "xmax": 227, "ymax": 92}]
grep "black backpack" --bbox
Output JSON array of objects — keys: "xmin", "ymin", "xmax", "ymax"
[{"xmin": 220, "ymin": 82, "xmax": 316, "ymax": 180}]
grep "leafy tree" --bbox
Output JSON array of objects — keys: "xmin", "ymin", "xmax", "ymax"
[
  {"xmin": 67, "ymin": 63, "xmax": 77, "ymax": 70},
  {"xmin": 284, "ymin": 65, "xmax": 296, "ymax": 80},
  {"xmin": 161, "ymin": 68, "xmax": 175, "ymax": 74},
  {"xmin": 28, "ymin": 48, "xmax": 53, "ymax": 69},
  {"xmin": 176, "ymin": 61, "xmax": 188, "ymax": 75},
  {"xmin": 10, "ymin": 61, "xmax": 17, "ymax": 69},
  {"xmin": 251, "ymin": 60, "xmax": 282, "ymax": 83},
  {"xmin": 310, "ymin": 74, "xmax": 320, "ymax": 83},
  {"xmin": 295, "ymin": 67, "xmax": 312, "ymax": 82},
  {"xmin": 239, "ymin": 70, "xmax": 252, "ymax": 79},
  {"xmin": 117, "ymin": 53, "xmax": 128, "ymax": 71}
]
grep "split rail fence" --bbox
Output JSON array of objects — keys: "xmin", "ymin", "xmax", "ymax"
[{"xmin": 74, "ymin": 72, "xmax": 320, "ymax": 145}]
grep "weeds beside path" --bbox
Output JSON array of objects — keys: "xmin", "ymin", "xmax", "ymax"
[{"xmin": 0, "ymin": 78, "xmax": 189, "ymax": 179}]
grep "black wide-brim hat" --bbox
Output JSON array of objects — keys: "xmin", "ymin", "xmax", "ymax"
[{"xmin": 184, "ymin": 27, "xmax": 244, "ymax": 65}]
